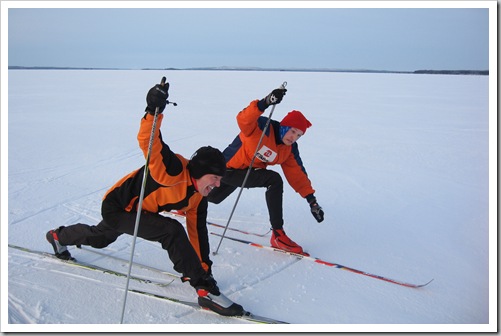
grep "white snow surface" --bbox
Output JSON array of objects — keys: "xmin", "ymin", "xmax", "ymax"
[{"xmin": 3, "ymin": 70, "xmax": 495, "ymax": 332}]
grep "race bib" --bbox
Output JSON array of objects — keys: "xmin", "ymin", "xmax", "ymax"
[{"xmin": 256, "ymin": 145, "xmax": 277, "ymax": 163}]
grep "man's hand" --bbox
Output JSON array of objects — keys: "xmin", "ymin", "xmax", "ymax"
[{"xmin": 145, "ymin": 81, "xmax": 170, "ymax": 114}]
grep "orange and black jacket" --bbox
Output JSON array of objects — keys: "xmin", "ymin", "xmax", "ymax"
[
  {"xmin": 102, "ymin": 113, "xmax": 211, "ymax": 271},
  {"xmin": 223, "ymin": 99, "xmax": 315, "ymax": 198}
]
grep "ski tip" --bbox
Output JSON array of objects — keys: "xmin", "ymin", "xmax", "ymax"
[
  {"xmin": 419, "ymin": 278, "xmax": 435, "ymax": 287},
  {"xmin": 408, "ymin": 278, "xmax": 434, "ymax": 288}
]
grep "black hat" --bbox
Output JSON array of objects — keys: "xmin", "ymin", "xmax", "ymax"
[{"xmin": 188, "ymin": 146, "xmax": 227, "ymax": 179}]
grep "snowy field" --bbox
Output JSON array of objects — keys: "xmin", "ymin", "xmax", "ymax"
[{"xmin": 3, "ymin": 69, "xmax": 495, "ymax": 332}]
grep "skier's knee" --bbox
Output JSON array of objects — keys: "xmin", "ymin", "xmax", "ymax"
[
  {"xmin": 207, "ymin": 188, "xmax": 227, "ymax": 204},
  {"xmin": 207, "ymin": 194, "xmax": 223, "ymax": 204},
  {"xmin": 267, "ymin": 171, "xmax": 283, "ymax": 188}
]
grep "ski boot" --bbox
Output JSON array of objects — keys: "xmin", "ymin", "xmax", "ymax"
[
  {"xmin": 271, "ymin": 228, "xmax": 309, "ymax": 256},
  {"xmin": 196, "ymin": 275, "xmax": 244, "ymax": 316},
  {"xmin": 46, "ymin": 227, "xmax": 74, "ymax": 260}
]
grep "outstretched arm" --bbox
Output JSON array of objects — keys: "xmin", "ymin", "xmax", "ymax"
[{"xmin": 137, "ymin": 80, "xmax": 184, "ymax": 185}]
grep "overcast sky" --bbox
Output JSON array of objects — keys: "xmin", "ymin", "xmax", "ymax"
[{"xmin": 6, "ymin": 3, "xmax": 491, "ymax": 71}]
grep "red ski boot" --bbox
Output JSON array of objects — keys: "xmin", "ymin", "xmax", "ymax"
[{"xmin": 270, "ymin": 229, "xmax": 309, "ymax": 256}]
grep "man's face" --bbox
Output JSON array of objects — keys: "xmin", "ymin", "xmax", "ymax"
[
  {"xmin": 282, "ymin": 127, "xmax": 304, "ymax": 146},
  {"xmin": 196, "ymin": 174, "xmax": 223, "ymax": 197}
]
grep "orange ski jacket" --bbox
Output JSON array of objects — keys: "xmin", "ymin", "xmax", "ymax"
[
  {"xmin": 223, "ymin": 100, "xmax": 315, "ymax": 198},
  {"xmin": 102, "ymin": 113, "xmax": 211, "ymax": 271}
]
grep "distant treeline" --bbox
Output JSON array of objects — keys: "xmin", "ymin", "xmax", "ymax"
[{"xmin": 413, "ymin": 70, "xmax": 488, "ymax": 75}]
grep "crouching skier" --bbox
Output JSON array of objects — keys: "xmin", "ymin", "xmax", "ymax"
[{"xmin": 45, "ymin": 79, "xmax": 244, "ymax": 316}]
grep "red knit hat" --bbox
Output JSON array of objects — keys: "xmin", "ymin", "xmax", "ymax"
[{"xmin": 280, "ymin": 110, "xmax": 312, "ymax": 134}]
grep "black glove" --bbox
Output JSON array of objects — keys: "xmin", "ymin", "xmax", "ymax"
[
  {"xmin": 306, "ymin": 194, "xmax": 324, "ymax": 223},
  {"xmin": 258, "ymin": 88, "xmax": 287, "ymax": 111},
  {"xmin": 194, "ymin": 274, "xmax": 220, "ymax": 295},
  {"xmin": 145, "ymin": 82, "xmax": 170, "ymax": 115},
  {"xmin": 265, "ymin": 88, "xmax": 286, "ymax": 105}
]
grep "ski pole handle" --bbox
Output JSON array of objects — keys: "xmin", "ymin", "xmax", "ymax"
[
  {"xmin": 154, "ymin": 76, "xmax": 168, "ymax": 113},
  {"xmin": 159, "ymin": 76, "xmax": 178, "ymax": 106},
  {"xmin": 152, "ymin": 77, "xmax": 166, "ymax": 115}
]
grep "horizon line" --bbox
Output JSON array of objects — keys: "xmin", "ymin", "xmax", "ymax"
[{"xmin": 7, "ymin": 66, "xmax": 489, "ymax": 75}]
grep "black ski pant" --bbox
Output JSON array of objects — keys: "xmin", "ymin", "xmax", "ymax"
[
  {"xmin": 56, "ymin": 209, "xmax": 207, "ymax": 288},
  {"xmin": 207, "ymin": 168, "xmax": 284, "ymax": 230}
]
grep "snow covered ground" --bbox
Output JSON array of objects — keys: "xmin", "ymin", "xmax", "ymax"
[{"xmin": 3, "ymin": 69, "xmax": 495, "ymax": 332}]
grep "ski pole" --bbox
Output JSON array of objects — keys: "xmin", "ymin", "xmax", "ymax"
[
  {"xmin": 120, "ymin": 76, "xmax": 167, "ymax": 324},
  {"xmin": 213, "ymin": 81, "xmax": 287, "ymax": 255}
]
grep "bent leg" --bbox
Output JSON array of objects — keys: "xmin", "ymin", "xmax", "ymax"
[
  {"xmin": 56, "ymin": 221, "xmax": 121, "ymax": 248},
  {"xmin": 245, "ymin": 170, "xmax": 284, "ymax": 229},
  {"xmin": 218, "ymin": 169, "xmax": 284, "ymax": 229},
  {"xmin": 111, "ymin": 211, "xmax": 208, "ymax": 286}
]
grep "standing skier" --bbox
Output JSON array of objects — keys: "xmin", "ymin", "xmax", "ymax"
[
  {"xmin": 208, "ymin": 86, "xmax": 324, "ymax": 255},
  {"xmin": 46, "ymin": 80, "xmax": 244, "ymax": 316}
]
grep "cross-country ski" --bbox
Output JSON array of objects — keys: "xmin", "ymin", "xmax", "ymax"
[{"xmin": 210, "ymin": 233, "xmax": 433, "ymax": 288}]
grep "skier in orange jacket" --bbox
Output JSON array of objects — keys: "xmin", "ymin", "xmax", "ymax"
[
  {"xmin": 46, "ymin": 80, "xmax": 244, "ymax": 316},
  {"xmin": 208, "ymin": 87, "xmax": 324, "ymax": 255}
]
